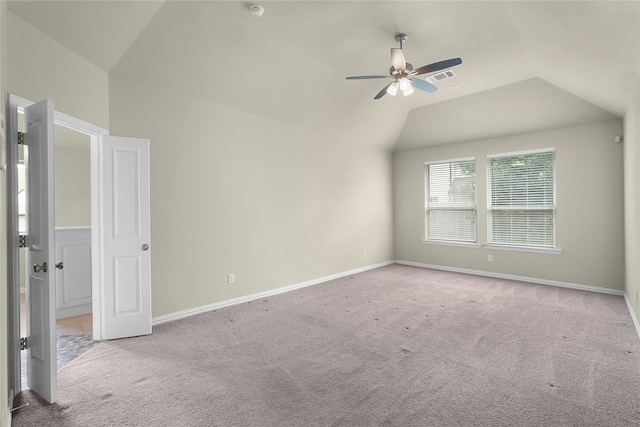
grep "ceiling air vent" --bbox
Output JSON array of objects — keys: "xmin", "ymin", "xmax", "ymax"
[{"xmin": 425, "ymin": 69, "xmax": 456, "ymax": 84}]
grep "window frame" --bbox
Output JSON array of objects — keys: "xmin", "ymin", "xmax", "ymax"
[
  {"xmin": 485, "ymin": 148, "xmax": 561, "ymax": 254},
  {"xmin": 423, "ymin": 156, "xmax": 479, "ymax": 247}
]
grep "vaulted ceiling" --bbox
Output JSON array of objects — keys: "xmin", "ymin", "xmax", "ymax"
[{"xmin": 7, "ymin": 1, "xmax": 640, "ymax": 151}]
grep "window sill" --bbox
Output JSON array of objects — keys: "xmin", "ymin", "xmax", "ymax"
[
  {"xmin": 422, "ymin": 239, "xmax": 481, "ymax": 249},
  {"xmin": 483, "ymin": 244, "xmax": 562, "ymax": 255}
]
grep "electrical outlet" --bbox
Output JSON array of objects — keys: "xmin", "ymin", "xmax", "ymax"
[
  {"xmin": 363, "ymin": 250, "xmax": 367, "ymax": 257},
  {"xmin": 636, "ymin": 289, "xmax": 639, "ymax": 302},
  {"xmin": 488, "ymin": 255, "xmax": 493, "ymax": 262},
  {"xmin": 228, "ymin": 274, "xmax": 235, "ymax": 284}
]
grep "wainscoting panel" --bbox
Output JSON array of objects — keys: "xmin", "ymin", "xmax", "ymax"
[{"xmin": 55, "ymin": 227, "xmax": 92, "ymax": 319}]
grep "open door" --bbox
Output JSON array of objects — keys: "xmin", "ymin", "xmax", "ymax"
[
  {"xmin": 24, "ymin": 99, "xmax": 57, "ymax": 403},
  {"xmin": 97, "ymin": 136, "xmax": 151, "ymax": 340},
  {"xmin": 7, "ymin": 94, "xmax": 151, "ymax": 405}
]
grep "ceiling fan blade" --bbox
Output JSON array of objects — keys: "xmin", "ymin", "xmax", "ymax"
[
  {"xmin": 411, "ymin": 58, "xmax": 462, "ymax": 76},
  {"xmin": 346, "ymin": 75, "xmax": 389, "ymax": 80},
  {"xmin": 410, "ymin": 78, "xmax": 437, "ymax": 93},
  {"xmin": 391, "ymin": 48, "xmax": 406, "ymax": 71},
  {"xmin": 374, "ymin": 82, "xmax": 393, "ymax": 100}
]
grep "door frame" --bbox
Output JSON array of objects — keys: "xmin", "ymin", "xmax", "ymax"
[{"xmin": 7, "ymin": 94, "xmax": 109, "ymax": 396}]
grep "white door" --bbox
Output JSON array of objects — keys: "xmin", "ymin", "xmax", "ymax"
[
  {"xmin": 99, "ymin": 136, "xmax": 151, "ymax": 340},
  {"xmin": 24, "ymin": 99, "xmax": 57, "ymax": 403}
]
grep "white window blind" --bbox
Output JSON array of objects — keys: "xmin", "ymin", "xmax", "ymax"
[
  {"xmin": 487, "ymin": 149, "xmax": 556, "ymax": 247},
  {"xmin": 425, "ymin": 158, "xmax": 476, "ymax": 242}
]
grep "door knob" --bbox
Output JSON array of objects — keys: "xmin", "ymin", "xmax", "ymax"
[
  {"xmin": 55, "ymin": 262, "xmax": 64, "ymax": 270},
  {"xmin": 33, "ymin": 262, "xmax": 48, "ymax": 273},
  {"xmin": 141, "ymin": 244, "xmax": 149, "ymax": 251}
]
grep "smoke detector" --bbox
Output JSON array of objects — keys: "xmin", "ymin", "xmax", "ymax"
[{"xmin": 249, "ymin": 5, "xmax": 264, "ymax": 18}]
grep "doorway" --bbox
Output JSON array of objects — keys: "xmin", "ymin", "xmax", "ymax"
[
  {"xmin": 7, "ymin": 94, "xmax": 109, "ymax": 402},
  {"xmin": 8, "ymin": 94, "xmax": 152, "ymax": 404},
  {"xmin": 16, "ymin": 117, "xmax": 96, "ymax": 389}
]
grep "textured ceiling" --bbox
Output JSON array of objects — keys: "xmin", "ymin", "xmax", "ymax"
[{"xmin": 7, "ymin": 1, "xmax": 640, "ymax": 151}]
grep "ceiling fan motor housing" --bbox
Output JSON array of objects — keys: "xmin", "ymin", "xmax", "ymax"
[{"xmin": 390, "ymin": 63, "xmax": 413, "ymax": 76}]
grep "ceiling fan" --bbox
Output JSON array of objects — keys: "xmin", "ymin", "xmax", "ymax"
[{"xmin": 346, "ymin": 33, "xmax": 462, "ymax": 99}]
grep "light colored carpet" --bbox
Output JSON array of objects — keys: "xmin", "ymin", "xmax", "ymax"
[
  {"xmin": 21, "ymin": 334, "xmax": 96, "ymax": 392},
  {"xmin": 12, "ymin": 264, "xmax": 640, "ymax": 426}
]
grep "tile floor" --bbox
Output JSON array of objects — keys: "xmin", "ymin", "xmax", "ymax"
[
  {"xmin": 55, "ymin": 313, "xmax": 94, "ymax": 337},
  {"xmin": 20, "ymin": 293, "xmax": 93, "ymax": 337}
]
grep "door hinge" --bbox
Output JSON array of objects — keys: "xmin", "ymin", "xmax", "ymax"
[
  {"xmin": 17, "ymin": 132, "xmax": 25, "ymax": 145},
  {"xmin": 18, "ymin": 234, "xmax": 26, "ymax": 248},
  {"xmin": 20, "ymin": 337, "xmax": 28, "ymax": 351}
]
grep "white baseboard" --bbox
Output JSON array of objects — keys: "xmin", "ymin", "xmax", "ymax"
[
  {"xmin": 624, "ymin": 294, "xmax": 640, "ymax": 340},
  {"xmin": 57, "ymin": 304, "xmax": 92, "ymax": 320},
  {"xmin": 397, "ymin": 260, "xmax": 640, "ymax": 341},
  {"xmin": 152, "ymin": 261, "xmax": 394, "ymax": 326},
  {"xmin": 395, "ymin": 259, "xmax": 625, "ymax": 296},
  {"xmin": 151, "ymin": 259, "xmax": 640, "ymax": 342}
]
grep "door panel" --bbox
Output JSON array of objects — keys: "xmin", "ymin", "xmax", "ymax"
[
  {"xmin": 24, "ymin": 99, "xmax": 57, "ymax": 403},
  {"xmin": 113, "ymin": 149, "xmax": 141, "ymax": 237},
  {"xmin": 28, "ymin": 278, "xmax": 45, "ymax": 361},
  {"xmin": 55, "ymin": 228, "xmax": 92, "ymax": 318},
  {"xmin": 114, "ymin": 256, "xmax": 141, "ymax": 314},
  {"xmin": 100, "ymin": 136, "xmax": 151, "ymax": 340}
]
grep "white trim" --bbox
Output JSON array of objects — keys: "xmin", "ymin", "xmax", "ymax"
[
  {"xmin": 394, "ymin": 260, "xmax": 624, "ymax": 296},
  {"xmin": 54, "ymin": 111, "xmax": 108, "ymax": 136},
  {"xmin": 54, "ymin": 225, "xmax": 91, "ymax": 232},
  {"xmin": 7, "ymin": 94, "xmax": 23, "ymax": 398},
  {"xmin": 9, "ymin": 93, "xmax": 33, "ymax": 111},
  {"xmin": 486, "ymin": 147, "xmax": 555, "ymax": 159},
  {"xmin": 424, "ymin": 156, "xmax": 475, "ymax": 166},
  {"xmin": 152, "ymin": 261, "xmax": 394, "ymax": 326},
  {"xmin": 8, "ymin": 96, "xmax": 108, "ymax": 348},
  {"xmin": 8, "ymin": 94, "xmax": 108, "ymax": 136},
  {"xmin": 422, "ymin": 239, "xmax": 481, "ymax": 249},
  {"xmin": 90, "ymin": 134, "xmax": 101, "ymax": 340},
  {"xmin": 483, "ymin": 243, "xmax": 562, "ymax": 255},
  {"xmin": 150, "ymin": 259, "xmax": 640, "ymax": 342},
  {"xmin": 623, "ymin": 294, "xmax": 640, "ymax": 341}
]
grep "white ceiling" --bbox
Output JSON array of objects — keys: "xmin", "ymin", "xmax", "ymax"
[
  {"xmin": 397, "ymin": 77, "xmax": 619, "ymax": 151},
  {"xmin": 7, "ymin": 1, "xmax": 640, "ymax": 151}
]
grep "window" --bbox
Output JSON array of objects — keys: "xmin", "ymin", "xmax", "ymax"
[
  {"xmin": 425, "ymin": 158, "xmax": 476, "ymax": 243},
  {"xmin": 487, "ymin": 149, "xmax": 556, "ymax": 248}
]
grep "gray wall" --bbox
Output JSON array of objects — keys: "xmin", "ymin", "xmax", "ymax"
[
  {"xmin": 108, "ymin": 76, "xmax": 394, "ymax": 317},
  {"xmin": 394, "ymin": 120, "xmax": 625, "ymax": 290},
  {"xmin": 5, "ymin": 11, "xmax": 395, "ymax": 320},
  {"xmin": 7, "ymin": 13, "xmax": 109, "ymax": 129},
  {"xmin": 54, "ymin": 144, "xmax": 91, "ymax": 227},
  {"xmin": 4, "ymin": 7, "xmax": 634, "ymax": 322}
]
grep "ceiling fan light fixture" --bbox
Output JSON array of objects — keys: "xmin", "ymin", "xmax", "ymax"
[
  {"xmin": 387, "ymin": 82, "xmax": 399, "ymax": 96},
  {"xmin": 399, "ymin": 77, "xmax": 413, "ymax": 96}
]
